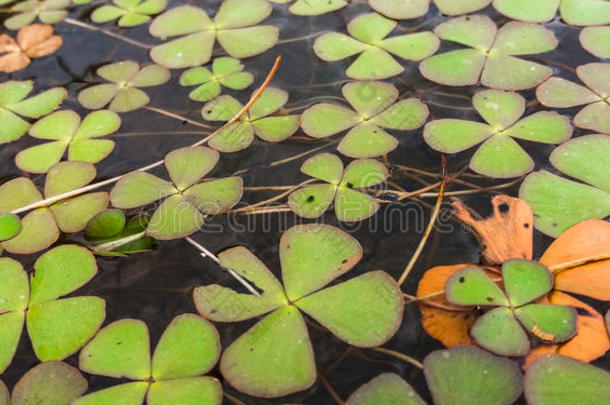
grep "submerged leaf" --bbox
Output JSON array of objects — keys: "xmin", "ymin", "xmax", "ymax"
[
  {"xmin": 11, "ymin": 362, "xmax": 87, "ymax": 405},
  {"xmin": 345, "ymin": 373, "xmax": 425, "ymax": 405}
]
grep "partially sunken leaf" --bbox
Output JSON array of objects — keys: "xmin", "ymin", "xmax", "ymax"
[
  {"xmin": 29, "ymin": 244, "xmax": 97, "ymax": 305},
  {"xmin": 194, "ymin": 246, "xmax": 287, "ymax": 322},
  {"xmin": 73, "ymin": 382, "xmax": 149, "ymax": 405},
  {"xmin": 0, "ymin": 214, "xmax": 21, "ymax": 241},
  {"xmin": 85, "ymin": 209, "xmax": 126, "ymax": 240},
  {"xmin": 152, "ymin": 314, "xmax": 220, "ymax": 380},
  {"xmin": 424, "ymin": 346, "xmax": 523, "ymax": 405},
  {"xmin": 502, "ymin": 259, "xmax": 552, "ymax": 307},
  {"xmin": 79, "ymin": 319, "xmax": 151, "ymax": 380},
  {"xmin": 1, "ymin": 208, "xmax": 59, "ymax": 255},
  {"xmin": 26, "ymin": 296, "xmax": 106, "ymax": 361},
  {"xmin": 471, "ymin": 307, "xmax": 530, "ymax": 357},
  {"xmin": 147, "ymin": 377, "xmax": 222, "ymax": 405},
  {"xmin": 525, "ymin": 355, "xmax": 610, "ymax": 404},
  {"xmin": 445, "ymin": 267, "xmax": 508, "ymax": 306},
  {"xmin": 11, "ymin": 362, "xmax": 87, "ymax": 405},
  {"xmin": 296, "ymin": 271, "xmax": 403, "ymax": 347},
  {"xmin": 519, "ymin": 171, "xmax": 610, "ymax": 237},
  {"xmin": 515, "ymin": 304, "xmax": 577, "ymax": 343},
  {"xmin": 493, "ymin": 0, "xmax": 559, "ymax": 22},
  {"xmin": 550, "ymin": 134, "xmax": 610, "ymax": 194},
  {"xmin": 220, "ymin": 306, "xmax": 316, "ymax": 398},
  {"xmin": 345, "ymin": 373, "xmax": 425, "ymax": 405},
  {"xmin": 280, "ymin": 224, "xmax": 362, "ymax": 301},
  {"xmin": 580, "ymin": 27, "xmax": 610, "ymax": 59},
  {"xmin": 368, "ymin": 0, "xmax": 429, "ymax": 19}
]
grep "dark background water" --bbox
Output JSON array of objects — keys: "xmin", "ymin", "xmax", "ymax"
[{"xmin": 1, "ymin": 0, "xmax": 608, "ymax": 403}]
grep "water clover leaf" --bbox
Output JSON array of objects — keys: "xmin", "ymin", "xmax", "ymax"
[
  {"xmin": 301, "ymin": 81, "xmax": 429, "ymax": 158},
  {"xmin": 314, "ymin": 12, "xmax": 439, "ymax": 80},
  {"xmin": 424, "ymin": 346, "xmax": 523, "ymax": 405},
  {"xmin": 78, "ymin": 61, "xmax": 170, "ymax": 113},
  {"xmin": 0, "ymin": 24, "xmax": 63, "ymax": 73},
  {"xmin": 11, "ymin": 362, "xmax": 88, "ymax": 405},
  {"xmin": 0, "ymin": 245, "xmax": 105, "ymax": 371},
  {"xmin": 0, "ymin": 80, "xmax": 66, "ymax": 145},
  {"xmin": 345, "ymin": 373, "xmax": 425, "ymax": 405},
  {"xmin": 368, "ymin": 0, "xmax": 430, "ymax": 19},
  {"xmin": 560, "ymin": 0, "xmax": 610, "ymax": 26},
  {"xmin": 76, "ymin": 314, "xmax": 222, "ymax": 405},
  {"xmin": 110, "ymin": 146, "xmax": 242, "ymax": 239},
  {"xmin": 4, "ymin": 0, "xmax": 71, "ymax": 30},
  {"xmin": 85, "ymin": 209, "xmax": 127, "ymax": 240},
  {"xmin": 148, "ymin": 0, "xmax": 278, "ymax": 69},
  {"xmin": 85, "ymin": 211, "xmax": 156, "ymax": 256},
  {"xmin": 445, "ymin": 259, "xmax": 577, "ymax": 356},
  {"xmin": 180, "ymin": 57, "xmax": 253, "ymax": 102},
  {"xmin": 14, "ymin": 109, "xmax": 121, "ymax": 173},
  {"xmin": 493, "ymin": 0, "xmax": 560, "ymax": 22},
  {"xmin": 536, "ymin": 63, "xmax": 610, "ymax": 134},
  {"xmin": 525, "ymin": 354, "xmax": 610, "ymax": 405},
  {"xmin": 91, "ymin": 0, "xmax": 167, "ymax": 27},
  {"xmin": 580, "ymin": 27, "xmax": 610, "ymax": 59},
  {"xmin": 287, "ymin": 0, "xmax": 347, "ymax": 15},
  {"xmin": 194, "ymin": 224, "xmax": 403, "ymax": 398},
  {"xmin": 288, "ymin": 153, "xmax": 388, "ymax": 221},
  {"xmin": 0, "ymin": 214, "xmax": 21, "ymax": 241},
  {"xmin": 520, "ymin": 134, "xmax": 610, "ymax": 237},
  {"xmin": 0, "ymin": 162, "xmax": 108, "ymax": 254},
  {"xmin": 419, "ymin": 15, "xmax": 557, "ymax": 89},
  {"xmin": 201, "ymin": 87, "xmax": 299, "ymax": 152},
  {"xmin": 424, "ymin": 89, "xmax": 572, "ymax": 178},
  {"xmin": 434, "ymin": 0, "xmax": 492, "ymax": 15}
]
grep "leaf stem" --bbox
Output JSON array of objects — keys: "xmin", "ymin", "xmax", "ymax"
[
  {"xmin": 91, "ymin": 231, "xmax": 146, "ymax": 253},
  {"xmin": 371, "ymin": 347, "xmax": 424, "ymax": 370},
  {"xmin": 397, "ymin": 154, "xmax": 448, "ymax": 286},
  {"xmin": 318, "ymin": 373, "xmax": 345, "ymax": 405},
  {"xmin": 63, "ymin": 18, "xmax": 153, "ymax": 49}
]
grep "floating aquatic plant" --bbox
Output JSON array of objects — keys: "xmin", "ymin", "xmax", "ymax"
[
  {"xmin": 269, "ymin": 0, "xmax": 347, "ymax": 15},
  {"xmin": 536, "ymin": 63, "xmax": 610, "ymax": 135},
  {"xmin": 424, "ymin": 89, "xmax": 572, "ymax": 178},
  {"xmin": 580, "ymin": 27, "xmax": 610, "ymax": 59},
  {"xmin": 445, "ymin": 259, "xmax": 577, "ymax": 356},
  {"xmin": 75, "ymin": 314, "xmax": 222, "ymax": 405},
  {"xmin": 84, "ymin": 210, "xmax": 156, "ymax": 256},
  {"xmin": 78, "ymin": 61, "xmax": 170, "ymax": 113},
  {"xmin": 0, "ymin": 80, "xmax": 65, "ymax": 145},
  {"xmin": 4, "ymin": 0, "xmax": 70, "ymax": 30},
  {"xmin": 110, "ymin": 146, "xmax": 242, "ymax": 240},
  {"xmin": 201, "ymin": 87, "xmax": 299, "ymax": 152},
  {"xmin": 0, "ymin": 24, "xmax": 63, "ymax": 73},
  {"xmin": 345, "ymin": 373, "xmax": 425, "ymax": 405},
  {"xmin": 148, "ymin": 0, "xmax": 278, "ymax": 69},
  {"xmin": 288, "ymin": 153, "xmax": 388, "ymax": 221},
  {"xmin": 370, "ymin": 0, "xmax": 492, "ymax": 18},
  {"xmin": 15, "ymin": 109, "xmax": 121, "ymax": 173},
  {"xmin": 0, "ymin": 161, "xmax": 108, "ymax": 254},
  {"xmin": 9, "ymin": 361, "xmax": 87, "ymax": 405},
  {"xmin": 0, "ymin": 214, "xmax": 21, "ymax": 242},
  {"xmin": 493, "ymin": 0, "xmax": 610, "ymax": 25},
  {"xmin": 419, "ymin": 15, "xmax": 557, "ymax": 90},
  {"xmin": 525, "ymin": 354, "xmax": 610, "ymax": 404},
  {"xmin": 180, "ymin": 57, "xmax": 253, "ymax": 102},
  {"xmin": 91, "ymin": 0, "xmax": 167, "ymax": 27},
  {"xmin": 301, "ymin": 81, "xmax": 429, "ymax": 158},
  {"xmin": 193, "ymin": 224, "xmax": 403, "ymax": 397},
  {"xmin": 520, "ymin": 134, "xmax": 610, "ymax": 237},
  {"xmin": 0, "ymin": 245, "xmax": 105, "ymax": 372},
  {"xmin": 314, "ymin": 12, "xmax": 439, "ymax": 80}
]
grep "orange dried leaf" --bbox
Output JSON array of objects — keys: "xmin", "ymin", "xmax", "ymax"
[
  {"xmin": 25, "ymin": 36, "xmax": 62, "ymax": 58},
  {"xmin": 526, "ymin": 291, "xmax": 610, "ymax": 368},
  {"xmin": 17, "ymin": 24, "xmax": 55, "ymax": 51},
  {"xmin": 453, "ymin": 195, "xmax": 533, "ymax": 265},
  {"xmin": 0, "ymin": 34, "xmax": 19, "ymax": 53},
  {"xmin": 416, "ymin": 264, "xmax": 478, "ymax": 347},
  {"xmin": 0, "ymin": 52, "xmax": 30, "ymax": 73},
  {"xmin": 540, "ymin": 219, "xmax": 610, "ymax": 271},
  {"xmin": 555, "ymin": 259, "xmax": 610, "ymax": 301}
]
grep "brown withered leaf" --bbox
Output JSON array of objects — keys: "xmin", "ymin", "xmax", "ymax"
[
  {"xmin": 0, "ymin": 24, "xmax": 62, "ymax": 73},
  {"xmin": 453, "ymin": 195, "xmax": 533, "ymax": 265}
]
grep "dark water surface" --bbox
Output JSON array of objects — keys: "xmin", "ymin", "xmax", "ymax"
[{"xmin": 1, "ymin": 0, "xmax": 609, "ymax": 403}]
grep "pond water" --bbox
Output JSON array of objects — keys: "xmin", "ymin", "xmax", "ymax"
[{"xmin": 1, "ymin": 0, "xmax": 609, "ymax": 404}]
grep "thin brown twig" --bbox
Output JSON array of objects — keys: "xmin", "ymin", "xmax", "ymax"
[
  {"xmin": 371, "ymin": 347, "xmax": 424, "ymax": 370},
  {"xmin": 318, "ymin": 373, "xmax": 345, "ymax": 405}
]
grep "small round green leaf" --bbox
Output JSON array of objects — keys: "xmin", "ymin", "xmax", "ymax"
[
  {"xmin": 184, "ymin": 177, "xmax": 243, "ymax": 215},
  {"xmin": 445, "ymin": 267, "xmax": 508, "ymax": 306},
  {"xmin": 471, "ymin": 307, "xmax": 530, "ymax": 357},
  {"xmin": 73, "ymin": 382, "xmax": 149, "ymax": 405},
  {"xmin": 0, "ymin": 257, "xmax": 29, "ymax": 311},
  {"xmin": 469, "ymin": 134, "xmax": 534, "ymax": 178},
  {"xmin": 110, "ymin": 172, "xmax": 177, "ymax": 209},
  {"xmin": 502, "ymin": 259, "xmax": 553, "ymax": 307},
  {"xmin": 493, "ymin": 0, "xmax": 559, "ymax": 22},
  {"xmin": 288, "ymin": 184, "xmax": 336, "ymax": 219},
  {"xmin": 300, "ymin": 103, "xmax": 360, "ymax": 138},
  {"xmin": 368, "ymin": 0, "xmax": 429, "ymax": 19},
  {"xmin": 85, "ymin": 209, "xmax": 127, "ymax": 240},
  {"xmin": 301, "ymin": 153, "xmax": 344, "ymax": 184},
  {"xmin": 1, "ymin": 208, "xmax": 59, "ymax": 255},
  {"xmin": 424, "ymin": 119, "xmax": 493, "ymax": 153},
  {"xmin": 0, "ymin": 214, "xmax": 21, "ymax": 241},
  {"xmin": 335, "ymin": 188, "xmax": 380, "ymax": 222},
  {"xmin": 147, "ymin": 377, "xmax": 222, "ymax": 405},
  {"xmin": 580, "ymin": 26, "xmax": 610, "ymax": 59},
  {"xmin": 164, "ymin": 146, "xmax": 219, "ymax": 191},
  {"xmin": 0, "ymin": 311, "xmax": 25, "ymax": 374},
  {"xmin": 147, "ymin": 195, "xmax": 204, "ymax": 240},
  {"xmin": 346, "ymin": 373, "xmax": 425, "ymax": 405},
  {"xmin": 514, "ymin": 304, "xmax": 577, "ymax": 343}
]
